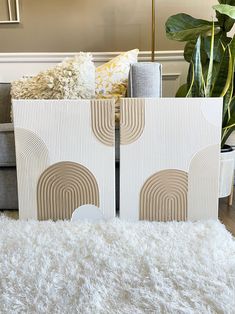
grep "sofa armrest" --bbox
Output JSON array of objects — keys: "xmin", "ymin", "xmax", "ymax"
[
  {"xmin": 0, "ymin": 123, "xmax": 14, "ymax": 132},
  {"xmin": 0, "ymin": 123, "xmax": 16, "ymax": 166},
  {"xmin": 128, "ymin": 62, "xmax": 162, "ymax": 97}
]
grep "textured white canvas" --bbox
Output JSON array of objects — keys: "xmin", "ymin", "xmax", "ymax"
[
  {"xmin": 120, "ymin": 98, "xmax": 222, "ymax": 221},
  {"xmin": 13, "ymin": 99, "xmax": 115, "ymax": 220}
]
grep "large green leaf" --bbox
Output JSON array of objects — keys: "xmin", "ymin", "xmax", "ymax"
[
  {"xmin": 217, "ymin": 13, "xmax": 234, "ymax": 31},
  {"xmin": 215, "ymin": 0, "xmax": 235, "ymax": 31},
  {"xmin": 221, "ymin": 33, "xmax": 235, "ymax": 144},
  {"xmin": 229, "ymin": 35, "xmax": 235, "ymax": 59},
  {"xmin": 205, "ymin": 24, "xmax": 215, "ymax": 97},
  {"xmin": 216, "ymin": 7, "xmax": 235, "ymax": 32},
  {"xmin": 221, "ymin": 125, "xmax": 235, "ymax": 147},
  {"xmin": 176, "ymin": 84, "xmax": 188, "ymax": 97},
  {"xmin": 223, "ymin": 75, "xmax": 233, "ymax": 121},
  {"xmin": 218, "ymin": 0, "xmax": 235, "ymax": 4},
  {"xmin": 184, "ymin": 38, "xmax": 208, "ymax": 63},
  {"xmin": 184, "ymin": 40, "xmax": 196, "ymax": 62},
  {"xmin": 191, "ymin": 36, "xmax": 205, "ymax": 97},
  {"xmin": 213, "ymin": 4, "xmax": 235, "ymax": 19},
  {"xmin": 166, "ymin": 14, "xmax": 214, "ymax": 41},
  {"xmin": 223, "ymin": 36, "xmax": 235, "ymax": 121},
  {"xmin": 185, "ymin": 32, "xmax": 230, "ymax": 65},
  {"xmin": 186, "ymin": 64, "xmax": 195, "ymax": 97},
  {"xmin": 204, "ymin": 32, "xmax": 228, "ymax": 62},
  {"xmin": 225, "ymin": 97, "xmax": 235, "ymax": 129},
  {"xmin": 187, "ymin": 63, "xmax": 194, "ymax": 88},
  {"xmin": 211, "ymin": 46, "xmax": 232, "ymax": 97},
  {"xmin": 224, "ymin": 70, "xmax": 234, "ymax": 119},
  {"xmin": 222, "ymin": 97, "xmax": 235, "ymax": 147}
]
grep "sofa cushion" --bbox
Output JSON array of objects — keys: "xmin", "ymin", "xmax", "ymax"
[
  {"xmin": 128, "ymin": 62, "xmax": 162, "ymax": 97},
  {"xmin": 0, "ymin": 83, "xmax": 11, "ymax": 123},
  {"xmin": 0, "ymin": 167, "xmax": 18, "ymax": 209},
  {"xmin": 0, "ymin": 123, "xmax": 16, "ymax": 166}
]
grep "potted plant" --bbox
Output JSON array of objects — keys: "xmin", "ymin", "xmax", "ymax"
[
  {"xmin": 166, "ymin": 4, "xmax": 235, "ymax": 201},
  {"xmin": 165, "ymin": 0, "xmax": 235, "ymax": 73}
]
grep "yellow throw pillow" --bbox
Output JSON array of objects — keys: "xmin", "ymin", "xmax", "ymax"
[
  {"xmin": 95, "ymin": 49, "xmax": 139, "ymax": 122},
  {"xmin": 96, "ymin": 48, "xmax": 139, "ymax": 97}
]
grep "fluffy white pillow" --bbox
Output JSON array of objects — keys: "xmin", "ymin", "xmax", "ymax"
[{"xmin": 11, "ymin": 53, "xmax": 95, "ymax": 100}]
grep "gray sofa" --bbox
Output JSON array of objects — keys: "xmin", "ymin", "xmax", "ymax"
[{"xmin": 0, "ymin": 83, "xmax": 18, "ymax": 209}]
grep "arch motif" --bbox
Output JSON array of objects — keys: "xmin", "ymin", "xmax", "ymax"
[
  {"xmin": 14, "ymin": 128, "xmax": 50, "ymax": 217},
  {"xmin": 139, "ymin": 169, "xmax": 188, "ymax": 221},
  {"xmin": 120, "ymin": 98, "xmax": 145, "ymax": 145},
  {"xmin": 37, "ymin": 161, "xmax": 100, "ymax": 220},
  {"xmin": 188, "ymin": 145, "xmax": 219, "ymax": 220},
  {"xmin": 15, "ymin": 128, "xmax": 49, "ymax": 167},
  {"xmin": 91, "ymin": 99, "xmax": 115, "ymax": 146}
]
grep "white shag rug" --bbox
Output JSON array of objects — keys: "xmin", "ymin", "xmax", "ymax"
[{"xmin": 0, "ymin": 217, "xmax": 235, "ymax": 314}]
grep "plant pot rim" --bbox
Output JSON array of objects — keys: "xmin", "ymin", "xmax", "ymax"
[{"xmin": 221, "ymin": 144, "xmax": 233, "ymax": 153}]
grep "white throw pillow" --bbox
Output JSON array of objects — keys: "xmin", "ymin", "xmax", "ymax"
[{"xmin": 11, "ymin": 53, "xmax": 95, "ymax": 100}]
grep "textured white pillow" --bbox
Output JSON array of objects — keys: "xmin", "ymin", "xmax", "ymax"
[{"xmin": 11, "ymin": 53, "xmax": 95, "ymax": 100}]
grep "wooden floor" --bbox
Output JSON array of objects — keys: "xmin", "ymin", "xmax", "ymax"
[{"xmin": 219, "ymin": 196, "xmax": 235, "ymax": 236}]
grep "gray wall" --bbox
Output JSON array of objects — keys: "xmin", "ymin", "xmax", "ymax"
[{"xmin": 0, "ymin": 0, "xmax": 220, "ymax": 52}]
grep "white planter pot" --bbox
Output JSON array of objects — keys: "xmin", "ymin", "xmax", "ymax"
[
  {"xmin": 219, "ymin": 148, "xmax": 235, "ymax": 198},
  {"xmin": 226, "ymin": 131, "xmax": 235, "ymax": 168},
  {"xmin": 226, "ymin": 130, "xmax": 235, "ymax": 147}
]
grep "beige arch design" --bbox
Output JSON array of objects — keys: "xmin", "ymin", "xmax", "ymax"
[
  {"xmin": 140, "ymin": 169, "xmax": 188, "ymax": 221},
  {"xmin": 120, "ymin": 98, "xmax": 145, "ymax": 145},
  {"xmin": 37, "ymin": 161, "xmax": 100, "ymax": 220},
  {"xmin": 14, "ymin": 128, "xmax": 50, "ymax": 217},
  {"xmin": 188, "ymin": 145, "xmax": 220, "ymax": 220},
  {"xmin": 91, "ymin": 99, "xmax": 115, "ymax": 146},
  {"xmin": 15, "ymin": 128, "xmax": 49, "ymax": 166}
]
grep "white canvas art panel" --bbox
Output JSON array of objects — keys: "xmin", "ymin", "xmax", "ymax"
[
  {"xmin": 13, "ymin": 99, "xmax": 115, "ymax": 221},
  {"xmin": 119, "ymin": 98, "xmax": 222, "ymax": 221}
]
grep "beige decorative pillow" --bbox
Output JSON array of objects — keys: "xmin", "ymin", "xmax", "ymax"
[
  {"xmin": 95, "ymin": 49, "xmax": 139, "ymax": 122},
  {"xmin": 11, "ymin": 53, "xmax": 95, "ymax": 100}
]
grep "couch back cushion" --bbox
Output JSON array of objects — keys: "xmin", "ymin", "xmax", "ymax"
[{"xmin": 0, "ymin": 83, "xmax": 11, "ymax": 123}]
